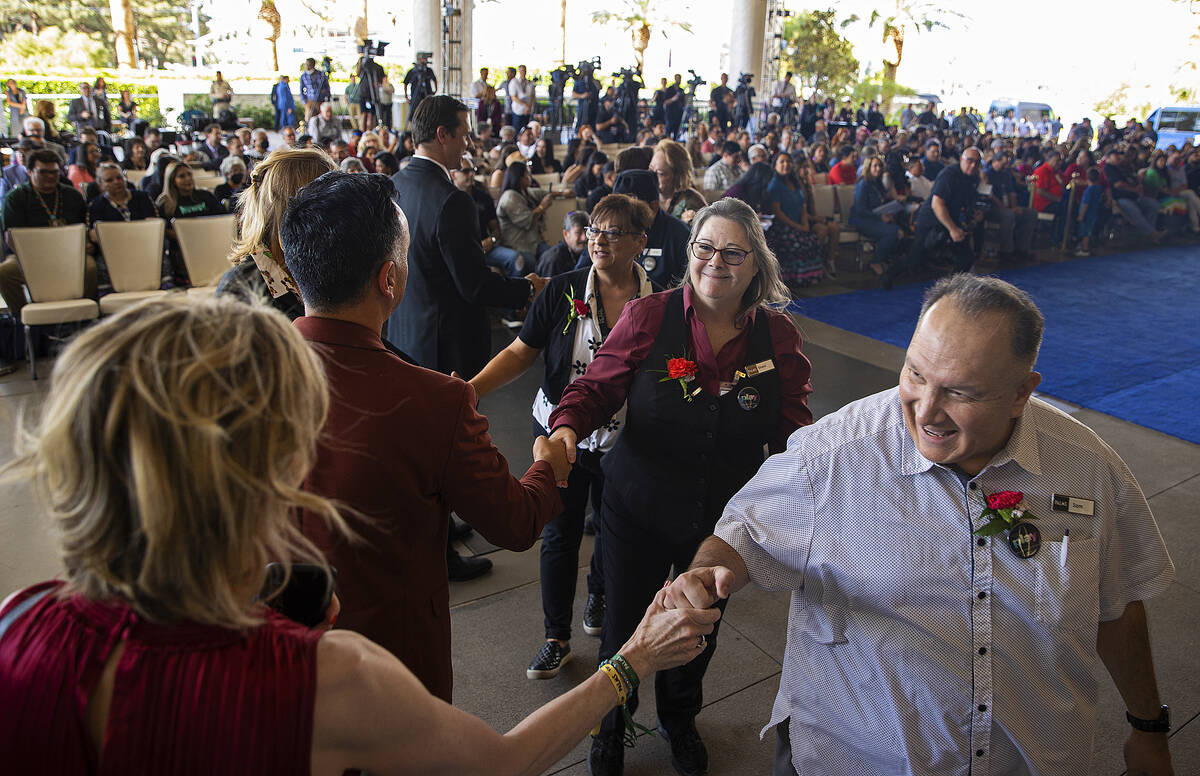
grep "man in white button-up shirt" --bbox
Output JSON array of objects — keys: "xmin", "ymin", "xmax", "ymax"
[{"xmin": 667, "ymin": 275, "xmax": 1175, "ymax": 776}]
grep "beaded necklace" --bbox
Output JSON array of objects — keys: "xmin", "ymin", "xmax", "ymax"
[{"xmin": 32, "ymin": 184, "xmax": 64, "ymax": 226}]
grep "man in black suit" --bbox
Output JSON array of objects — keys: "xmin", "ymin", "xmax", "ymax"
[
  {"xmin": 387, "ymin": 94, "xmax": 550, "ymax": 581},
  {"xmin": 196, "ymin": 123, "xmax": 229, "ymax": 172},
  {"xmin": 386, "ymin": 95, "xmax": 547, "ymax": 379}
]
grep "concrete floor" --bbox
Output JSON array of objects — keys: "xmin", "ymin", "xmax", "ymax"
[{"xmin": 1, "ymin": 297, "xmax": 1197, "ymax": 773}]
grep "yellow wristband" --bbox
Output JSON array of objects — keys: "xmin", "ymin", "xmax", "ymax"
[{"xmin": 599, "ymin": 662, "xmax": 627, "ymax": 705}]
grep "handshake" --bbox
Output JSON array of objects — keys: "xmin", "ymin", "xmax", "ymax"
[{"xmin": 532, "ymin": 425, "xmax": 580, "ymax": 487}]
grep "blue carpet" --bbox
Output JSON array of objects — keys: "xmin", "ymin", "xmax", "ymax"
[{"xmin": 789, "ymin": 245, "xmax": 1200, "ymax": 444}]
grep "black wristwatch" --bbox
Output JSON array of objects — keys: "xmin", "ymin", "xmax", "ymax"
[{"xmin": 1126, "ymin": 705, "xmax": 1170, "ymax": 733}]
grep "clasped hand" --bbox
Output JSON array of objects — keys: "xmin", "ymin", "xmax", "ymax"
[{"xmin": 661, "ymin": 566, "xmax": 737, "ymax": 611}]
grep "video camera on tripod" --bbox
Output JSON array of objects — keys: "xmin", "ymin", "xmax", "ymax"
[
  {"xmin": 734, "ymin": 72, "xmax": 756, "ymax": 129},
  {"xmin": 357, "ymin": 38, "xmax": 388, "ymax": 57},
  {"xmin": 686, "ymin": 69, "xmax": 705, "ymax": 94},
  {"xmin": 611, "ymin": 66, "xmax": 642, "ymax": 126}
]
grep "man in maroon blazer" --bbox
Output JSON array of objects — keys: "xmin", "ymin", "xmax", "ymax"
[{"xmin": 281, "ymin": 171, "xmax": 569, "ymax": 702}]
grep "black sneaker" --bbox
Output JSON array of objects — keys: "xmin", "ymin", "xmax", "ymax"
[
  {"xmin": 583, "ymin": 593, "xmax": 605, "ymax": 636},
  {"xmin": 526, "ymin": 640, "xmax": 571, "ymax": 679},
  {"xmin": 587, "ymin": 730, "xmax": 624, "ymax": 776},
  {"xmin": 658, "ymin": 722, "xmax": 708, "ymax": 776}
]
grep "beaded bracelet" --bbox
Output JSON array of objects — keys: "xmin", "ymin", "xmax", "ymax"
[{"xmin": 610, "ymin": 654, "xmax": 640, "ymax": 691}]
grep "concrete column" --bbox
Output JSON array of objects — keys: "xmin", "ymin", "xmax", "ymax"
[
  {"xmin": 461, "ymin": 0, "xmax": 473, "ymax": 98},
  {"xmin": 729, "ymin": 0, "xmax": 767, "ymax": 95},
  {"xmin": 412, "ymin": 0, "xmax": 441, "ymax": 76}
]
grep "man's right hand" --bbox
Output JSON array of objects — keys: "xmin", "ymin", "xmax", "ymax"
[
  {"xmin": 663, "ymin": 566, "xmax": 738, "ymax": 611},
  {"xmin": 532, "ymin": 434, "xmax": 571, "ymax": 486},
  {"xmin": 548, "ymin": 425, "xmax": 578, "ymax": 464},
  {"xmin": 526, "ymin": 273, "xmax": 548, "ymax": 297},
  {"xmin": 949, "ymin": 225, "xmax": 967, "ymax": 243}
]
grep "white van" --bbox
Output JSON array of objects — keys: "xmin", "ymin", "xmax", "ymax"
[{"xmin": 1145, "ymin": 107, "xmax": 1200, "ymax": 150}]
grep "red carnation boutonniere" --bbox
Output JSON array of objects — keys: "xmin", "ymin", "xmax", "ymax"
[
  {"xmin": 654, "ymin": 354, "xmax": 701, "ymax": 402},
  {"xmin": 974, "ymin": 490, "xmax": 1038, "ymax": 537},
  {"xmin": 562, "ymin": 285, "xmax": 590, "ymax": 335}
]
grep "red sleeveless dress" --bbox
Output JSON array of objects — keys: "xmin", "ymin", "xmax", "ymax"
[{"xmin": 0, "ymin": 581, "xmax": 322, "ymax": 774}]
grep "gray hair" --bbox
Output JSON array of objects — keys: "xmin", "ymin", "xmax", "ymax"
[
  {"xmin": 22, "ymin": 116, "xmax": 45, "ymax": 132},
  {"xmin": 682, "ymin": 197, "xmax": 790, "ymax": 327},
  {"xmin": 339, "ymin": 157, "xmax": 366, "ymax": 173},
  {"xmin": 499, "ymin": 125, "xmax": 516, "ymax": 141},
  {"xmin": 219, "ymin": 155, "xmax": 247, "ymax": 176},
  {"xmin": 920, "ymin": 274, "xmax": 1044, "ymax": 367},
  {"xmin": 563, "ymin": 210, "xmax": 588, "ymax": 231}
]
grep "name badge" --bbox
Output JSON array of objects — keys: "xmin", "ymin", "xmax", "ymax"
[
  {"xmin": 735, "ymin": 359, "xmax": 775, "ymax": 381},
  {"xmin": 1051, "ymin": 494, "xmax": 1095, "ymax": 516}
]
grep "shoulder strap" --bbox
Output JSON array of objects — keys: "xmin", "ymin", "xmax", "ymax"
[{"xmin": 0, "ymin": 587, "xmax": 52, "ymax": 644}]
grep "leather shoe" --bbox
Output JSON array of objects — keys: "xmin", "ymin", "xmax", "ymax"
[
  {"xmin": 587, "ymin": 731, "xmax": 624, "ymax": 776},
  {"xmin": 450, "ymin": 518, "xmax": 474, "ymax": 542},
  {"xmin": 658, "ymin": 722, "xmax": 708, "ymax": 776},
  {"xmin": 447, "ymin": 549, "xmax": 492, "ymax": 582}
]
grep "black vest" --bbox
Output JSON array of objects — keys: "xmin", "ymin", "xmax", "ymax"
[{"xmin": 602, "ymin": 289, "xmax": 781, "ymax": 542}]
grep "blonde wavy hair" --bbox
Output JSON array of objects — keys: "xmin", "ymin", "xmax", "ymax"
[
  {"xmin": 651, "ymin": 138, "xmax": 694, "ymax": 197},
  {"xmin": 229, "ymin": 147, "xmax": 337, "ymax": 268},
  {"xmin": 8, "ymin": 295, "xmax": 347, "ymax": 628}
]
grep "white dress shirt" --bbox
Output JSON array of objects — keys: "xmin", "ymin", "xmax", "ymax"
[{"xmin": 716, "ymin": 387, "xmax": 1173, "ymax": 776}]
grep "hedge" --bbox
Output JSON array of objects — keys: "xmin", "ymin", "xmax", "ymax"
[{"xmin": 3, "ymin": 77, "xmax": 163, "ymax": 129}]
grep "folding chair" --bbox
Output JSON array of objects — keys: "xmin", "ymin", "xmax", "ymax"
[
  {"xmin": 95, "ymin": 219, "xmax": 169, "ymax": 314},
  {"xmin": 173, "ymin": 214, "xmax": 237, "ymax": 294},
  {"xmin": 9, "ymin": 224, "xmax": 99, "ymax": 379}
]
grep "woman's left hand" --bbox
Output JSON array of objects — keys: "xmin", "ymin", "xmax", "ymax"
[{"xmin": 681, "ymin": 209, "xmax": 696, "ymax": 224}]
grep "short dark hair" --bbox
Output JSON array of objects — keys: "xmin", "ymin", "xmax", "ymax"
[
  {"xmin": 411, "ymin": 95, "xmax": 468, "ymax": 147},
  {"xmin": 590, "ymin": 193, "xmax": 654, "ymax": 234},
  {"xmin": 615, "ymin": 145, "xmax": 654, "ymax": 172},
  {"xmin": 721, "ymin": 141, "xmax": 741, "ymax": 157},
  {"xmin": 281, "ymin": 172, "xmax": 403, "ymax": 311},
  {"xmin": 1086, "ymin": 167, "xmax": 1100, "ymax": 182},
  {"xmin": 27, "ymin": 148, "xmax": 62, "ymax": 169},
  {"xmin": 204, "ymin": 123, "xmax": 220, "ymax": 135},
  {"xmin": 374, "ymin": 151, "xmax": 398, "ymax": 174},
  {"xmin": 920, "ymin": 274, "xmax": 1044, "ymax": 367}
]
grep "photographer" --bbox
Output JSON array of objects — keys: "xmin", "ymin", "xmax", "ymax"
[
  {"xmin": 403, "ymin": 52, "xmax": 438, "ymax": 121},
  {"xmin": 662, "ymin": 74, "xmax": 685, "ymax": 139},
  {"xmin": 734, "ymin": 73, "xmax": 755, "ymax": 130},
  {"xmin": 300, "ymin": 58, "xmax": 331, "ymax": 122},
  {"xmin": 572, "ymin": 64, "xmax": 600, "ymax": 132},
  {"xmin": 595, "ymin": 95, "xmax": 629, "ymax": 144},
  {"xmin": 709, "ymin": 73, "xmax": 733, "ymax": 133}
]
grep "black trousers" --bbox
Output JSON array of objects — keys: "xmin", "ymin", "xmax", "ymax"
[
  {"xmin": 535, "ymin": 419, "xmax": 605, "ymax": 641},
  {"xmin": 884, "ymin": 220, "xmax": 974, "ymax": 285},
  {"xmin": 665, "ymin": 108, "xmax": 684, "ymax": 139},
  {"xmin": 774, "ymin": 719, "xmax": 799, "ymax": 776},
  {"xmin": 596, "ymin": 487, "xmax": 726, "ymax": 735}
]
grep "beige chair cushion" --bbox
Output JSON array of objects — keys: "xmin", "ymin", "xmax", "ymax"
[
  {"xmin": 9, "ymin": 224, "xmax": 88, "ymax": 302},
  {"xmin": 99, "ymin": 290, "xmax": 168, "ymax": 315},
  {"xmin": 541, "ymin": 198, "xmax": 579, "ymax": 246},
  {"xmin": 22, "ymin": 299, "xmax": 99, "ymax": 326},
  {"xmin": 96, "ymin": 219, "xmax": 167, "ymax": 293},
  {"xmin": 173, "ymin": 215, "xmax": 236, "ymax": 288}
]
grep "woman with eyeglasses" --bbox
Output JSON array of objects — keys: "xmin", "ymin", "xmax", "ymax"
[
  {"xmin": 470, "ymin": 193, "xmax": 660, "ymax": 687},
  {"xmin": 546, "ymin": 197, "xmax": 813, "ymax": 776}
]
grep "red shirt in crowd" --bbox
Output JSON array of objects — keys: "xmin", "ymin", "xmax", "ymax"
[
  {"xmin": 828, "ymin": 160, "xmax": 858, "ymax": 185},
  {"xmin": 1032, "ymin": 163, "xmax": 1064, "ymax": 212}
]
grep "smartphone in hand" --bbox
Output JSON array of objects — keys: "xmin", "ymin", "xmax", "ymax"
[{"xmin": 258, "ymin": 562, "xmax": 338, "ymax": 628}]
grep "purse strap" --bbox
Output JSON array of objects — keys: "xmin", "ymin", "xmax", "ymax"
[{"xmin": 0, "ymin": 588, "xmax": 52, "ymax": 644}]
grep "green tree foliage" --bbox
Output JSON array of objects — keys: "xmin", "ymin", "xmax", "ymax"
[
  {"xmin": 781, "ymin": 10, "xmax": 860, "ymax": 100},
  {"xmin": 0, "ymin": 0, "xmax": 199, "ymax": 68}
]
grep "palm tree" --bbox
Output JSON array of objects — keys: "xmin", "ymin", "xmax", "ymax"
[
  {"xmin": 257, "ymin": 0, "xmax": 282, "ymax": 72},
  {"xmin": 109, "ymin": 0, "xmax": 136, "ymax": 68},
  {"xmin": 592, "ymin": 0, "xmax": 693, "ymax": 73},
  {"xmin": 842, "ymin": 2, "xmax": 964, "ymax": 113}
]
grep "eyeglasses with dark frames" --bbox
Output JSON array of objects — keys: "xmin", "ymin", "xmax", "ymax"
[
  {"xmin": 585, "ymin": 226, "xmax": 638, "ymax": 241},
  {"xmin": 689, "ymin": 241, "xmax": 751, "ymax": 265}
]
